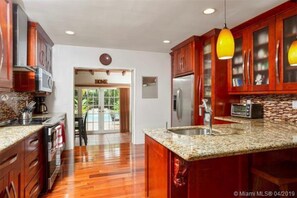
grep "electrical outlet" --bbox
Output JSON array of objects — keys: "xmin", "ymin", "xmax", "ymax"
[{"xmin": 292, "ymin": 101, "xmax": 297, "ymax": 109}]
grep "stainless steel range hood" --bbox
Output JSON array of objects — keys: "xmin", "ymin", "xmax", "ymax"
[{"xmin": 13, "ymin": 4, "xmax": 35, "ymax": 72}]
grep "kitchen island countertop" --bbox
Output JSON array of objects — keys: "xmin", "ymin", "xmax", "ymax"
[{"xmin": 143, "ymin": 117, "xmax": 297, "ymax": 161}]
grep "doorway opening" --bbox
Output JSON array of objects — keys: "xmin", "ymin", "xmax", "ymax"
[{"xmin": 73, "ymin": 68, "xmax": 132, "ymax": 146}]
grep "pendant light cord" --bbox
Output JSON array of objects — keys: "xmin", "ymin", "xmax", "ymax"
[{"xmin": 224, "ymin": 0, "xmax": 227, "ymax": 28}]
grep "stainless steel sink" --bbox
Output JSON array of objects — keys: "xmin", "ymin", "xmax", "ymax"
[{"xmin": 168, "ymin": 128, "xmax": 214, "ymax": 136}]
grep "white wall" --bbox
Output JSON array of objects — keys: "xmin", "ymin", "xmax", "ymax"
[{"xmin": 46, "ymin": 45, "xmax": 171, "ymax": 150}]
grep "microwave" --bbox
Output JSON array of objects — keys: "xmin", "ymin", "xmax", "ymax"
[
  {"xmin": 36, "ymin": 67, "xmax": 53, "ymax": 92},
  {"xmin": 231, "ymin": 103, "xmax": 263, "ymax": 119}
]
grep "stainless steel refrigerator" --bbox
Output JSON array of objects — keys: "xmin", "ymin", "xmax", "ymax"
[{"xmin": 172, "ymin": 74, "xmax": 194, "ymax": 127}]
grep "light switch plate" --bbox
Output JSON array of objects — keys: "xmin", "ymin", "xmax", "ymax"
[
  {"xmin": 292, "ymin": 101, "xmax": 297, "ymax": 109},
  {"xmin": 293, "ymin": 136, "xmax": 297, "ymax": 143}
]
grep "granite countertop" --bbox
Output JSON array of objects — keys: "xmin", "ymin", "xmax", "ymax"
[
  {"xmin": 0, "ymin": 125, "xmax": 44, "ymax": 153},
  {"xmin": 0, "ymin": 112, "xmax": 66, "ymax": 153},
  {"xmin": 143, "ymin": 117, "xmax": 297, "ymax": 161}
]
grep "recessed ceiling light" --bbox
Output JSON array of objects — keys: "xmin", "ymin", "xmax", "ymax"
[
  {"xmin": 163, "ymin": 40, "xmax": 171, "ymax": 44},
  {"xmin": 65, "ymin": 30, "xmax": 75, "ymax": 35},
  {"xmin": 203, "ymin": 8, "xmax": 216, "ymax": 15}
]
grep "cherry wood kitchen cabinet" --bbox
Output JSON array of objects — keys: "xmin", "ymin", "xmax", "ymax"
[
  {"xmin": 171, "ymin": 36, "xmax": 199, "ymax": 77},
  {"xmin": 28, "ymin": 21, "xmax": 54, "ymax": 73},
  {"xmin": 0, "ymin": 0, "xmax": 13, "ymax": 92},
  {"xmin": 0, "ymin": 141, "xmax": 23, "ymax": 198},
  {"xmin": 0, "ymin": 129, "xmax": 44, "ymax": 198},
  {"xmin": 145, "ymin": 135, "xmax": 297, "ymax": 198},
  {"xmin": 229, "ymin": 18, "xmax": 276, "ymax": 93},
  {"xmin": 275, "ymin": 5, "xmax": 297, "ymax": 92},
  {"xmin": 198, "ymin": 29, "xmax": 238, "ymax": 125},
  {"xmin": 14, "ymin": 22, "xmax": 54, "ymax": 92},
  {"xmin": 145, "ymin": 135, "xmax": 249, "ymax": 198},
  {"xmin": 229, "ymin": 1, "xmax": 297, "ymax": 94},
  {"xmin": 145, "ymin": 135, "xmax": 169, "ymax": 198},
  {"xmin": 23, "ymin": 130, "xmax": 44, "ymax": 198}
]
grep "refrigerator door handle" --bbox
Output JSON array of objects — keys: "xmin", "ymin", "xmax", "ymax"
[{"xmin": 176, "ymin": 88, "xmax": 182, "ymax": 120}]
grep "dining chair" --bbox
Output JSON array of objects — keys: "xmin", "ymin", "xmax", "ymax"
[{"xmin": 82, "ymin": 111, "xmax": 88, "ymax": 145}]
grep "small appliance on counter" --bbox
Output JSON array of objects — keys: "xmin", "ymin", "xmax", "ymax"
[
  {"xmin": 231, "ymin": 103, "xmax": 264, "ymax": 119},
  {"xmin": 35, "ymin": 96, "xmax": 48, "ymax": 114}
]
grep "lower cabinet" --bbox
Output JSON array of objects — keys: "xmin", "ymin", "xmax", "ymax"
[
  {"xmin": 23, "ymin": 130, "xmax": 44, "ymax": 198},
  {"xmin": 145, "ymin": 135, "xmax": 250, "ymax": 198},
  {"xmin": 0, "ymin": 142, "xmax": 22, "ymax": 198},
  {"xmin": 145, "ymin": 135, "xmax": 169, "ymax": 198},
  {"xmin": 0, "ymin": 129, "xmax": 44, "ymax": 198}
]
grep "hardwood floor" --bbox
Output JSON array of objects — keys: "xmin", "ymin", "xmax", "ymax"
[{"xmin": 42, "ymin": 143, "xmax": 145, "ymax": 198}]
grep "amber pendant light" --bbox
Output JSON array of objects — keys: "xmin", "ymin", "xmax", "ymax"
[
  {"xmin": 288, "ymin": 35, "xmax": 297, "ymax": 66},
  {"xmin": 216, "ymin": 0, "xmax": 235, "ymax": 60}
]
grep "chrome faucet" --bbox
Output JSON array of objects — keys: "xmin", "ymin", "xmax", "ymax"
[{"xmin": 199, "ymin": 99, "xmax": 213, "ymax": 134}]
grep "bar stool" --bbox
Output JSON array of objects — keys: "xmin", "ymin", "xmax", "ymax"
[{"xmin": 251, "ymin": 161, "xmax": 297, "ymax": 198}]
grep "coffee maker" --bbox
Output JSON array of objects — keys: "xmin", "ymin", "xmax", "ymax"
[{"xmin": 34, "ymin": 97, "xmax": 48, "ymax": 114}]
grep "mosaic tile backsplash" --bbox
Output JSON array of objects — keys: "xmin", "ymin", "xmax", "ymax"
[
  {"xmin": 0, "ymin": 92, "xmax": 34, "ymax": 122},
  {"xmin": 240, "ymin": 95, "xmax": 297, "ymax": 124}
]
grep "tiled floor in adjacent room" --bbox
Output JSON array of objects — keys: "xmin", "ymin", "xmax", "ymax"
[{"xmin": 75, "ymin": 132, "xmax": 131, "ymax": 146}]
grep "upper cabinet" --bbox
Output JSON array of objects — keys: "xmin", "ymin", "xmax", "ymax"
[
  {"xmin": 229, "ymin": 18, "xmax": 275, "ymax": 93},
  {"xmin": 228, "ymin": 31, "xmax": 247, "ymax": 92},
  {"xmin": 0, "ymin": 0, "xmax": 12, "ymax": 91},
  {"xmin": 14, "ymin": 21, "xmax": 54, "ymax": 92},
  {"xmin": 229, "ymin": 2, "xmax": 297, "ymax": 94},
  {"xmin": 249, "ymin": 19, "xmax": 275, "ymax": 92},
  {"xmin": 28, "ymin": 22, "xmax": 54, "ymax": 74},
  {"xmin": 171, "ymin": 36, "xmax": 199, "ymax": 77},
  {"xmin": 275, "ymin": 7, "xmax": 297, "ymax": 91},
  {"xmin": 198, "ymin": 29, "xmax": 237, "ymax": 125}
]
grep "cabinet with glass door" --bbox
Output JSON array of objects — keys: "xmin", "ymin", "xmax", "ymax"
[
  {"xmin": 229, "ymin": 18, "xmax": 275, "ymax": 93},
  {"xmin": 249, "ymin": 18, "xmax": 275, "ymax": 92},
  {"xmin": 275, "ymin": 6, "xmax": 297, "ymax": 91},
  {"xmin": 199, "ymin": 29, "xmax": 236, "ymax": 125},
  {"xmin": 228, "ymin": 31, "xmax": 248, "ymax": 92}
]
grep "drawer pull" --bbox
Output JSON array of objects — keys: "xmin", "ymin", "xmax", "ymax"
[
  {"xmin": 0, "ymin": 154, "xmax": 18, "ymax": 170},
  {"xmin": 5, "ymin": 186, "xmax": 11, "ymax": 198},
  {"xmin": 29, "ymin": 159, "xmax": 39, "ymax": 169},
  {"xmin": 29, "ymin": 138, "xmax": 39, "ymax": 146},
  {"xmin": 11, "ymin": 181, "xmax": 17, "ymax": 198},
  {"xmin": 29, "ymin": 182, "xmax": 40, "ymax": 197}
]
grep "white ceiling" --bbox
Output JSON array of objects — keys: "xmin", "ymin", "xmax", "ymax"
[{"xmin": 16, "ymin": 0, "xmax": 287, "ymax": 53}]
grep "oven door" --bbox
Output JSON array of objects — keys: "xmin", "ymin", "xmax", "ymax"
[{"xmin": 47, "ymin": 124, "xmax": 61, "ymax": 190}]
